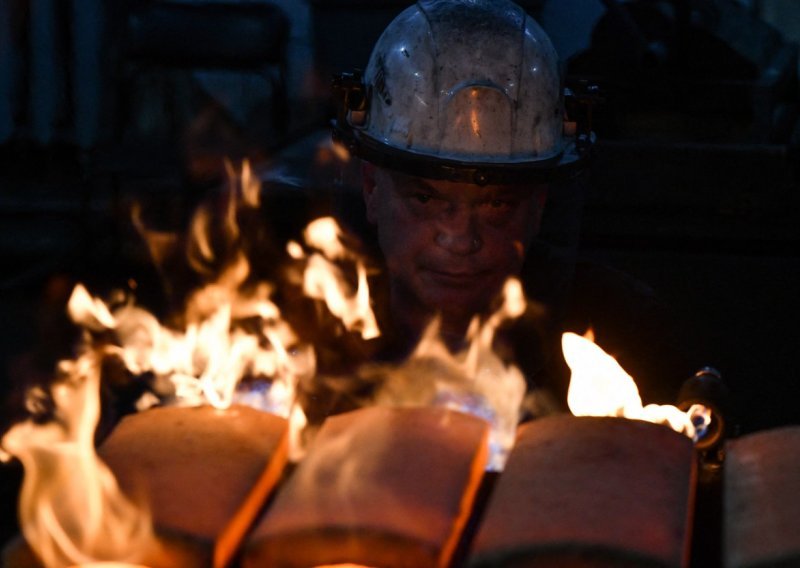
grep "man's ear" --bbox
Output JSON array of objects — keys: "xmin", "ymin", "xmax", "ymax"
[{"xmin": 361, "ymin": 161, "xmax": 378, "ymax": 224}]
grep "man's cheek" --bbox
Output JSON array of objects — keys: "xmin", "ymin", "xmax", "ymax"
[{"xmin": 512, "ymin": 240, "xmax": 526, "ymax": 262}]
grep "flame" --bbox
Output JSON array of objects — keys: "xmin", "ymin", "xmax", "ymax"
[
  {"xmin": 70, "ymin": 276, "xmax": 313, "ymax": 423},
  {"xmin": 2, "ymin": 161, "xmax": 391, "ymax": 564},
  {"xmin": 68, "ymin": 284, "xmax": 115, "ymax": 332},
  {"xmin": 65, "ymin": 162, "xmax": 317, "ymax": 450},
  {"xmin": 562, "ymin": 331, "xmax": 710, "ymax": 439},
  {"xmin": 72, "ymin": 562, "xmax": 148, "ymax": 568},
  {"xmin": 0, "ymin": 355, "xmax": 154, "ymax": 567},
  {"xmin": 65, "ymin": 171, "xmax": 383, "ymax": 460},
  {"xmin": 372, "ymin": 278, "xmax": 528, "ymax": 471},
  {"xmin": 289, "ymin": 216, "xmax": 380, "ymax": 341},
  {"xmin": 225, "ymin": 158, "xmax": 261, "ymax": 208}
]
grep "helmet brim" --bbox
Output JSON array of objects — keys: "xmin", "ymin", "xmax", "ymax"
[{"xmin": 333, "ymin": 121, "xmax": 592, "ymax": 186}]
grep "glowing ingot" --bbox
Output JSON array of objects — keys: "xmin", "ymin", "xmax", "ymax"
[
  {"xmin": 243, "ymin": 406, "xmax": 489, "ymax": 568},
  {"xmin": 724, "ymin": 426, "xmax": 800, "ymax": 568},
  {"xmin": 98, "ymin": 405, "xmax": 288, "ymax": 568},
  {"xmin": 469, "ymin": 415, "xmax": 696, "ymax": 568}
]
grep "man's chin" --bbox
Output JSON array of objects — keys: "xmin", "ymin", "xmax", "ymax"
[
  {"xmin": 389, "ymin": 271, "xmax": 505, "ymax": 331},
  {"xmin": 416, "ymin": 281, "xmax": 497, "ymax": 323}
]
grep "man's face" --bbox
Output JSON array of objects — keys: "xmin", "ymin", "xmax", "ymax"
[{"xmin": 363, "ymin": 165, "xmax": 546, "ymax": 331}]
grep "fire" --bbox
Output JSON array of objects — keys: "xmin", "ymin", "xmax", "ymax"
[
  {"xmin": 9, "ymin": 157, "xmax": 541, "ymax": 564},
  {"xmin": 0, "ymin": 355, "xmax": 155, "ymax": 567},
  {"xmin": 287, "ymin": 216, "xmax": 380, "ymax": 340},
  {"xmin": 371, "ymin": 278, "xmax": 528, "ymax": 471},
  {"xmin": 562, "ymin": 331, "xmax": 711, "ymax": 440},
  {"xmin": 64, "ymin": 166, "xmax": 383, "ymax": 460},
  {"xmin": 225, "ymin": 158, "xmax": 261, "ymax": 208},
  {"xmin": 0, "ymin": 161, "xmax": 385, "ymax": 563},
  {"xmin": 67, "ymin": 274, "xmax": 313, "ymax": 419}
]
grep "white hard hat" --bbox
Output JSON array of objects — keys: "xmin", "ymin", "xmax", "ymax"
[{"xmin": 333, "ymin": 0, "xmax": 593, "ymax": 185}]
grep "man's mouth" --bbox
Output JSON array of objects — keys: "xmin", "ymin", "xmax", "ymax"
[{"xmin": 422, "ymin": 268, "xmax": 491, "ymax": 287}]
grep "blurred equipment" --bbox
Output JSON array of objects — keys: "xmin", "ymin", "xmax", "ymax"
[
  {"xmin": 110, "ymin": 1, "xmax": 291, "ymax": 183},
  {"xmin": 524, "ymin": 0, "xmax": 800, "ymax": 252},
  {"xmin": 561, "ymin": 0, "xmax": 799, "ymax": 145}
]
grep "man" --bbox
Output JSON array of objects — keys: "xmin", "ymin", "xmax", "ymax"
[
  {"xmin": 361, "ymin": 166, "xmax": 547, "ymax": 347},
  {"xmin": 332, "ymin": 0, "xmax": 695, "ymax": 408}
]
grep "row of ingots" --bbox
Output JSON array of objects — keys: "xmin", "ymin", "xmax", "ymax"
[{"xmin": 3, "ymin": 403, "xmax": 798, "ymax": 568}]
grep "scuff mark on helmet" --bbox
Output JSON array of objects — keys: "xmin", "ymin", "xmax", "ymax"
[{"xmin": 375, "ymin": 54, "xmax": 392, "ymax": 107}]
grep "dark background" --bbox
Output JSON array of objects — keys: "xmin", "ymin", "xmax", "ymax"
[{"xmin": 1, "ymin": 0, "xmax": 799, "ymax": 552}]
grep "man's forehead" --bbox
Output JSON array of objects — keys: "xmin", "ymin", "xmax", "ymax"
[{"xmin": 378, "ymin": 167, "xmax": 545, "ymax": 195}]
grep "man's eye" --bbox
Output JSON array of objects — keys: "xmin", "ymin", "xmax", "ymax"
[
  {"xmin": 413, "ymin": 193, "xmax": 432, "ymax": 204},
  {"xmin": 489, "ymin": 199, "xmax": 515, "ymax": 209}
]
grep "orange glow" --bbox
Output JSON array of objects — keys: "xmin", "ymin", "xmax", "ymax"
[
  {"xmin": 70, "ymin": 562, "xmax": 147, "ymax": 568},
  {"xmin": 239, "ymin": 159, "xmax": 261, "ymax": 208},
  {"xmin": 223, "ymin": 158, "xmax": 260, "ymax": 208},
  {"xmin": 70, "ymin": 161, "xmax": 315, "ymax": 445},
  {"xmin": 1, "ymin": 356, "xmax": 155, "ymax": 567},
  {"xmin": 470, "ymin": 108, "xmax": 481, "ymax": 137},
  {"xmin": 372, "ymin": 277, "xmax": 529, "ymax": 470},
  {"xmin": 314, "ymin": 565, "xmax": 374, "ymax": 568},
  {"xmin": 330, "ymin": 139, "xmax": 352, "ymax": 163},
  {"xmin": 67, "ymin": 284, "xmax": 115, "ymax": 331},
  {"xmin": 290, "ymin": 217, "xmax": 380, "ymax": 341},
  {"xmin": 2, "ymin": 161, "xmax": 394, "ymax": 564},
  {"xmin": 70, "ymin": 273, "xmax": 311, "ymax": 416},
  {"xmin": 469, "ymin": 88, "xmax": 482, "ymax": 137},
  {"xmin": 562, "ymin": 331, "xmax": 710, "ymax": 439}
]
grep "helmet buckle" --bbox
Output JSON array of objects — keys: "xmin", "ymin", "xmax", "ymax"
[{"xmin": 332, "ymin": 71, "xmax": 369, "ymax": 127}]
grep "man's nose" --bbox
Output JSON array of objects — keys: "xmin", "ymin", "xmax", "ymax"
[{"xmin": 434, "ymin": 206, "xmax": 482, "ymax": 255}]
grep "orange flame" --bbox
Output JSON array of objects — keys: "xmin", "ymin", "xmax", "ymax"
[
  {"xmin": 225, "ymin": 158, "xmax": 261, "ymax": 208},
  {"xmin": 562, "ymin": 331, "xmax": 710, "ymax": 439},
  {"xmin": 69, "ymin": 276, "xmax": 313, "ymax": 422},
  {"xmin": 0, "ymin": 356, "xmax": 155, "ymax": 567},
  {"xmin": 2, "ymin": 161, "xmax": 390, "ymax": 564},
  {"xmin": 63, "ymin": 161, "xmax": 341, "ymax": 458},
  {"xmin": 288, "ymin": 217, "xmax": 380, "ymax": 341}
]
